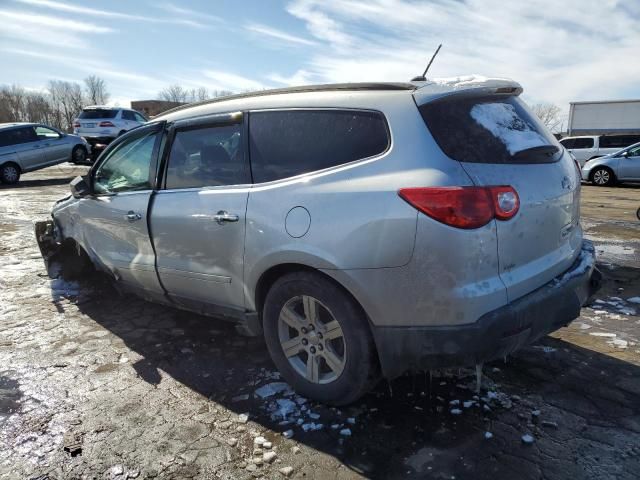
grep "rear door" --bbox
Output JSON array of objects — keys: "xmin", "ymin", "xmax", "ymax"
[
  {"xmin": 13, "ymin": 126, "xmax": 48, "ymax": 170},
  {"xmin": 35, "ymin": 125, "xmax": 68, "ymax": 164},
  {"xmin": 419, "ymin": 94, "xmax": 582, "ymax": 301},
  {"xmin": 150, "ymin": 112, "xmax": 250, "ymax": 314},
  {"xmin": 77, "ymin": 108, "xmax": 118, "ymax": 136},
  {"xmin": 77, "ymin": 123, "xmax": 165, "ymax": 297}
]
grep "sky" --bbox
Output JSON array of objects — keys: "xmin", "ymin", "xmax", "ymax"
[{"xmin": 1, "ymin": 0, "xmax": 640, "ymax": 115}]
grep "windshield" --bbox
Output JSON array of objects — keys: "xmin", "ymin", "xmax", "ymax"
[
  {"xmin": 419, "ymin": 95, "xmax": 561, "ymax": 164},
  {"xmin": 79, "ymin": 109, "xmax": 118, "ymax": 119}
]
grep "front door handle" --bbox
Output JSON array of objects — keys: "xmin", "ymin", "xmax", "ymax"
[
  {"xmin": 125, "ymin": 211, "xmax": 142, "ymax": 222},
  {"xmin": 213, "ymin": 210, "xmax": 239, "ymax": 225}
]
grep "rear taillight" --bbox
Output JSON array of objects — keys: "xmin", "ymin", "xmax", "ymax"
[
  {"xmin": 73, "ymin": 122, "xmax": 80, "ymax": 128},
  {"xmin": 398, "ymin": 186, "xmax": 519, "ymax": 229},
  {"xmin": 98, "ymin": 121, "xmax": 115, "ymax": 127}
]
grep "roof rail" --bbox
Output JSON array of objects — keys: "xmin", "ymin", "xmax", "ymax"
[{"xmin": 158, "ymin": 82, "xmax": 416, "ymax": 117}]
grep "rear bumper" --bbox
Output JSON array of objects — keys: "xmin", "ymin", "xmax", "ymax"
[{"xmin": 372, "ymin": 241, "xmax": 600, "ymax": 379}]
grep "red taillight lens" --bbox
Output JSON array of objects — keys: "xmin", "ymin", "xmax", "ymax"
[
  {"xmin": 98, "ymin": 121, "xmax": 115, "ymax": 127},
  {"xmin": 398, "ymin": 186, "xmax": 519, "ymax": 229},
  {"xmin": 73, "ymin": 122, "xmax": 80, "ymax": 128}
]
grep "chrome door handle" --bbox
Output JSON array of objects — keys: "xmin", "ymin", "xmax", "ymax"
[
  {"xmin": 125, "ymin": 211, "xmax": 142, "ymax": 222},
  {"xmin": 213, "ymin": 210, "xmax": 239, "ymax": 224}
]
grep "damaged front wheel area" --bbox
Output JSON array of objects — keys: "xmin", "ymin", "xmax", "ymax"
[{"xmin": 35, "ymin": 220, "xmax": 93, "ymax": 279}]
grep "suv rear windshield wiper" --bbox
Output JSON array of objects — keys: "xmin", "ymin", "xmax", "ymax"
[{"xmin": 511, "ymin": 145, "xmax": 559, "ymax": 163}]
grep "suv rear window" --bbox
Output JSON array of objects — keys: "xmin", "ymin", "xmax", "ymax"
[
  {"xmin": 419, "ymin": 96, "xmax": 560, "ymax": 164},
  {"xmin": 79, "ymin": 109, "xmax": 118, "ymax": 119},
  {"xmin": 249, "ymin": 109, "xmax": 389, "ymax": 183}
]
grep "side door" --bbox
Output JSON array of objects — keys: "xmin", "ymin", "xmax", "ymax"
[
  {"xmin": 77, "ymin": 123, "xmax": 165, "ymax": 298},
  {"xmin": 13, "ymin": 126, "xmax": 47, "ymax": 171},
  {"xmin": 150, "ymin": 112, "xmax": 250, "ymax": 315},
  {"xmin": 617, "ymin": 144, "xmax": 640, "ymax": 180},
  {"xmin": 34, "ymin": 125, "xmax": 68, "ymax": 164},
  {"xmin": 570, "ymin": 137, "xmax": 596, "ymax": 163}
]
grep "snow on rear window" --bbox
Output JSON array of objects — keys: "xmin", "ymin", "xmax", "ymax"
[{"xmin": 470, "ymin": 103, "xmax": 547, "ymax": 155}]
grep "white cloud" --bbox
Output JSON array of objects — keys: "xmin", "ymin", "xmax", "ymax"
[
  {"xmin": 202, "ymin": 70, "xmax": 266, "ymax": 92},
  {"xmin": 285, "ymin": 0, "xmax": 640, "ymax": 106},
  {"xmin": 13, "ymin": 0, "xmax": 210, "ymax": 28},
  {"xmin": 157, "ymin": 2, "xmax": 221, "ymax": 23},
  {"xmin": 0, "ymin": 9, "xmax": 113, "ymax": 33},
  {"xmin": 246, "ymin": 23, "xmax": 317, "ymax": 47},
  {"xmin": 267, "ymin": 69, "xmax": 315, "ymax": 86}
]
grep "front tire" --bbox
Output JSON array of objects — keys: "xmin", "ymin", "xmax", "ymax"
[
  {"xmin": 263, "ymin": 271, "xmax": 380, "ymax": 405},
  {"xmin": 71, "ymin": 145, "xmax": 87, "ymax": 164},
  {"xmin": 0, "ymin": 163, "xmax": 20, "ymax": 184},
  {"xmin": 591, "ymin": 167, "xmax": 615, "ymax": 186}
]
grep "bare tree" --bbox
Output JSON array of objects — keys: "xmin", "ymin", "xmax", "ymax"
[
  {"xmin": 158, "ymin": 84, "xmax": 190, "ymax": 103},
  {"xmin": 530, "ymin": 102, "xmax": 563, "ymax": 133},
  {"xmin": 84, "ymin": 75, "xmax": 110, "ymax": 105},
  {"xmin": 48, "ymin": 80, "xmax": 85, "ymax": 131}
]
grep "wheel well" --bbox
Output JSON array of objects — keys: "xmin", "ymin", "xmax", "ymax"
[
  {"xmin": 254, "ymin": 263, "xmax": 369, "ymax": 325},
  {"xmin": 0, "ymin": 161, "xmax": 21, "ymax": 173}
]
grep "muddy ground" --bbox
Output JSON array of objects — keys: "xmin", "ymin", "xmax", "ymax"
[{"xmin": 1, "ymin": 165, "xmax": 639, "ymax": 480}]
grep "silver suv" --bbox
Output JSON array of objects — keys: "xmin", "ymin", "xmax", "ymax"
[
  {"xmin": 0, "ymin": 122, "xmax": 90, "ymax": 184},
  {"xmin": 73, "ymin": 106, "xmax": 147, "ymax": 153},
  {"xmin": 37, "ymin": 80, "xmax": 600, "ymax": 404}
]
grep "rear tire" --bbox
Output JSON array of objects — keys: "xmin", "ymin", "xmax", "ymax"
[
  {"xmin": 590, "ymin": 167, "xmax": 615, "ymax": 186},
  {"xmin": 263, "ymin": 271, "xmax": 380, "ymax": 405},
  {"xmin": 71, "ymin": 146, "xmax": 87, "ymax": 164},
  {"xmin": 0, "ymin": 163, "xmax": 20, "ymax": 184}
]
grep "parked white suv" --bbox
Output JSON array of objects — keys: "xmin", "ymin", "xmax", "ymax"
[
  {"xmin": 559, "ymin": 134, "xmax": 640, "ymax": 166},
  {"xmin": 73, "ymin": 106, "xmax": 147, "ymax": 156}
]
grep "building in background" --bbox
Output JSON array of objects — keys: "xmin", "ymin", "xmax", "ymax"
[
  {"xmin": 130, "ymin": 100, "xmax": 185, "ymax": 118},
  {"xmin": 568, "ymin": 99, "xmax": 640, "ymax": 136}
]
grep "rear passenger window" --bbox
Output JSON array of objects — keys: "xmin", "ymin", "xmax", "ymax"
[
  {"xmin": 572, "ymin": 138, "xmax": 594, "ymax": 149},
  {"xmin": 165, "ymin": 124, "xmax": 248, "ymax": 189},
  {"xmin": 4, "ymin": 127, "xmax": 39, "ymax": 145},
  {"xmin": 559, "ymin": 138, "xmax": 575, "ymax": 149},
  {"xmin": 249, "ymin": 110, "xmax": 389, "ymax": 183},
  {"xmin": 122, "ymin": 111, "xmax": 136, "ymax": 121}
]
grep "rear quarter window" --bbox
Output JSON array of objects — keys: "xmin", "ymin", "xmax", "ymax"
[
  {"xmin": 249, "ymin": 109, "xmax": 389, "ymax": 183},
  {"xmin": 419, "ymin": 96, "xmax": 560, "ymax": 164},
  {"xmin": 572, "ymin": 138, "xmax": 594, "ymax": 149}
]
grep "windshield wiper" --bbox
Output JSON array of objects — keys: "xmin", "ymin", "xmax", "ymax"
[{"xmin": 512, "ymin": 145, "xmax": 560, "ymax": 162}]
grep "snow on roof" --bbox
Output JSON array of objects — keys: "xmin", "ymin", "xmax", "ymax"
[{"xmin": 414, "ymin": 74, "xmax": 522, "ymax": 102}]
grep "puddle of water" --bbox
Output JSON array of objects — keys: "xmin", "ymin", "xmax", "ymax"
[{"xmin": 0, "ymin": 376, "xmax": 22, "ymax": 422}]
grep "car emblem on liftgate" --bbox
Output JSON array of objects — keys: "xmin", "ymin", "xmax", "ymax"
[{"xmin": 562, "ymin": 176, "xmax": 573, "ymax": 190}]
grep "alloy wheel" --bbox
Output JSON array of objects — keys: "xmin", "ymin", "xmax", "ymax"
[
  {"xmin": 277, "ymin": 295, "xmax": 346, "ymax": 384},
  {"xmin": 2, "ymin": 166, "xmax": 18, "ymax": 183},
  {"xmin": 593, "ymin": 169, "xmax": 610, "ymax": 185}
]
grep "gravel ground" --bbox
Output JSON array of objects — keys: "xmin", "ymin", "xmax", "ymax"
[{"xmin": 1, "ymin": 165, "xmax": 639, "ymax": 479}]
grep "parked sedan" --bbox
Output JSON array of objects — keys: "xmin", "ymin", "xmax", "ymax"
[
  {"xmin": 0, "ymin": 123, "xmax": 90, "ymax": 184},
  {"xmin": 581, "ymin": 141, "xmax": 640, "ymax": 186}
]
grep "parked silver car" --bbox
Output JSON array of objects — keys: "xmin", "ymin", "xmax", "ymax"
[
  {"xmin": 581, "ymin": 141, "xmax": 640, "ymax": 186},
  {"xmin": 0, "ymin": 123, "xmax": 90, "ymax": 184},
  {"xmin": 73, "ymin": 106, "xmax": 147, "ymax": 154},
  {"xmin": 36, "ymin": 80, "xmax": 600, "ymax": 404}
]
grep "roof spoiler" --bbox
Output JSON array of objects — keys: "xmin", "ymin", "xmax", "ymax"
[{"xmin": 413, "ymin": 76, "xmax": 523, "ymax": 105}]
